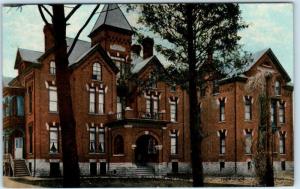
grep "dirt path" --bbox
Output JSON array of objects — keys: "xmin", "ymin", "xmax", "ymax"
[{"xmin": 3, "ymin": 176, "xmax": 40, "ymax": 188}]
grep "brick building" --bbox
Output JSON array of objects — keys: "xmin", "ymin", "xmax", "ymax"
[{"xmin": 3, "ymin": 4, "xmax": 293, "ymax": 177}]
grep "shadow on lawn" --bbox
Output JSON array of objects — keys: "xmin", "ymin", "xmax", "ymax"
[{"xmin": 11, "ymin": 177, "xmax": 251, "ymax": 187}]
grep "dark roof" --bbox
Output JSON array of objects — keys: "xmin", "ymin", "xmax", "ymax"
[
  {"xmin": 89, "ymin": 4, "xmax": 133, "ymax": 37},
  {"xmin": 66, "ymin": 37, "xmax": 91, "ymax": 66},
  {"xmin": 70, "ymin": 43, "xmax": 119, "ymax": 74},
  {"xmin": 18, "ymin": 48, "xmax": 44, "ymax": 63}
]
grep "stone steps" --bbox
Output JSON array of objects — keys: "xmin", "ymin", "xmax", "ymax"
[
  {"xmin": 14, "ymin": 160, "xmax": 30, "ymax": 177},
  {"xmin": 135, "ymin": 166, "xmax": 155, "ymax": 177}
]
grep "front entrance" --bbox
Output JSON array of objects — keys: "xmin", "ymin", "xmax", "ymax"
[
  {"xmin": 135, "ymin": 135, "xmax": 159, "ymax": 165},
  {"xmin": 14, "ymin": 137, "xmax": 23, "ymax": 159}
]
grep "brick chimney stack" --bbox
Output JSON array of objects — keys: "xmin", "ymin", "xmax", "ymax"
[
  {"xmin": 43, "ymin": 24, "xmax": 54, "ymax": 51},
  {"xmin": 142, "ymin": 37, "xmax": 154, "ymax": 59},
  {"xmin": 131, "ymin": 44, "xmax": 141, "ymax": 56}
]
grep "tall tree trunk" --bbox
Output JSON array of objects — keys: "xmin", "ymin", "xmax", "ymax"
[
  {"xmin": 265, "ymin": 77, "xmax": 275, "ymax": 186},
  {"xmin": 52, "ymin": 5, "xmax": 80, "ymax": 187},
  {"xmin": 186, "ymin": 4, "xmax": 204, "ymax": 187}
]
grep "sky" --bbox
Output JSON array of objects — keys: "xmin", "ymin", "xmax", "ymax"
[{"xmin": 1, "ymin": 3, "xmax": 294, "ymax": 82}]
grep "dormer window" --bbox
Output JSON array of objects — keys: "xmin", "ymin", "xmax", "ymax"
[
  {"xmin": 50, "ymin": 61, "xmax": 56, "ymax": 75},
  {"xmin": 275, "ymin": 80, "xmax": 281, "ymax": 96},
  {"xmin": 92, "ymin": 63, "xmax": 101, "ymax": 80}
]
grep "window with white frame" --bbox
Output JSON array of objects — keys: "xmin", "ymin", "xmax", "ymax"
[
  {"xmin": 245, "ymin": 96, "xmax": 252, "ymax": 120},
  {"xmin": 279, "ymin": 132, "xmax": 286, "ymax": 154},
  {"xmin": 89, "ymin": 88, "xmax": 96, "ymax": 113},
  {"xmin": 218, "ymin": 130, "xmax": 226, "ymax": 154},
  {"xmin": 99, "ymin": 128, "xmax": 105, "ymax": 153},
  {"xmin": 275, "ymin": 80, "xmax": 281, "ymax": 96},
  {"xmin": 49, "ymin": 86, "xmax": 57, "ymax": 112},
  {"xmin": 50, "ymin": 61, "xmax": 56, "ymax": 75},
  {"xmin": 245, "ymin": 130, "xmax": 252, "ymax": 154},
  {"xmin": 89, "ymin": 127, "xmax": 96, "ymax": 153},
  {"xmin": 279, "ymin": 102, "xmax": 285, "ymax": 123},
  {"xmin": 170, "ymin": 131, "xmax": 178, "ymax": 155},
  {"xmin": 170, "ymin": 100, "xmax": 177, "ymax": 122},
  {"xmin": 219, "ymin": 98, "xmax": 225, "ymax": 122},
  {"xmin": 117, "ymin": 96, "xmax": 122, "ymax": 119},
  {"xmin": 92, "ymin": 63, "xmax": 101, "ymax": 80},
  {"xmin": 49, "ymin": 126, "xmax": 58, "ymax": 153},
  {"xmin": 98, "ymin": 89, "xmax": 104, "ymax": 114},
  {"xmin": 271, "ymin": 101, "xmax": 277, "ymax": 125},
  {"xmin": 145, "ymin": 94, "xmax": 159, "ymax": 119}
]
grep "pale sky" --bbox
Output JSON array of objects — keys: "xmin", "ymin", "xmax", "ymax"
[{"xmin": 2, "ymin": 3, "xmax": 294, "ymax": 81}]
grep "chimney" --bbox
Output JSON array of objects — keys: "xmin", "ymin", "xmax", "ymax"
[
  {"xmin": 142, "ymin": 37, "xmax": 154, "ymax": 59},
  {"xmin": 131, "ymin": 44, "xmax": 141, "ymax": 56},
  {"xmin": 43, "ymin": 24, "xmax": 54, "ymax": 51}
]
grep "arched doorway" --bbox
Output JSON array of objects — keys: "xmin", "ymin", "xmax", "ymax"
[{"xmin": 135, "ymin": 135, "xmax": 159, "ymax": 165}]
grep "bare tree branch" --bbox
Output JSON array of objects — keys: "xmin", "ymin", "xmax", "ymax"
[
  {"xmin": 65, "ymin": 4, "xmax": 81, "ymax": 21},
  {"xmin": 38, "ymin": 5, "xmax": 50, "ymax": 25},
  {"xmin": 67, "ymin": 4, "xmax": 100, "ymax": 57},
  {"xmin": 41, "ymin": 5, "xmax": 53, "ymax": 18}
]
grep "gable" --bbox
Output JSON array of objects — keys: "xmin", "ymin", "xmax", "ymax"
[
  {"xmin": 245, "ymin": 49, "xmax": 291, "ymax": 82},
  {"xmin": 70, "ymin": 44, "xmax": 119, "ymax": 74}
]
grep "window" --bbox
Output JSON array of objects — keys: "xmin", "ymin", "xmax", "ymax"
[
  {"xmin": 100, "ymin": 162, "xmax": 106, "ymax": 175},
  {"xmin": 145, "ymin": 94, "xmax": 160, "ymax": 119},
  {"xmin": 114, "ymin": 135, "xmax": 124, "ymax": 154},
  {"xmin": 213, "ymin": 80, "xmax": 219, "ymax": 94},
  {"xmin": 90, "ymin": 162, "xmax": 97, "ymax": 176},
  {"xmin": 99, "ymin": 128, "xmax": 105, "ymax": 153},
  {"xmin": 49, "ymin": 163, "xmax": 60, "ymax": 177},
  {"xmin": 219, "ymin": 98, "xmax": 225, "ymax": 122},
  {"xmin": 247, "ymin": 161, "xmax": 252, "ymax": 170},
  {"xmin": 245, "ymin": 96, "xmax": 252, "ymax": 120},
  {"xmin": 29, "ymin": 126, "xmax": 33, "ymax": 153},
  {"xmin": 170, "ymin": 101, "xmax": 177, "ymax": 122},
  {"xmin": 49, "ymin": 126, "xmax": 58, "ymax": 153},
  {"xmin": 218, "ymin": 130, "xmax": 226, "ymax": 154},
  {"xmin": 149, "ymin": 73, "xmax": 157, "ymax": 89},
  {"xmin": 170, "ymin": 131, "xmax": 178, "ymax": 155},
  {"xmin": 89, "ymin": 88, "xmax": 96, "ymax": 113},
  {"xmin": 28, "ymin": 87, "xmax": 32, "ymax": 113},
  {"xmin": 98, "ymin": 89, "xmax": 104, "ymax": 114},
  {"xmin": 245, "ymin": 130, "xmax": 252, "ymax": 154},
  {"xmin": 279, "ymin": 132, "xmax": 286, "ymax": 154},
  {"xmin": 117, "ymin": 96, "xmax": 122, "ymax": 119},
  {"xmin": 172, "ymin": 162, "xmax": 178, "ymax": 173},
  {"xmin": 89, "ymin": 127, "xmax": 96, "ymax": 153},
  {"xmin": 281, "ymin": 161, "xmax": 286, "ymax": 171},
  {"xmin": 50, "ymin": 61, "xmax": 56, "ymax": 75},
  {"xmin": 4, "ymin": 135, "xmax": 9, "ymax": 154},
  {"xmin": 275, "ymin": 80, "xmax": 281, "ymax": 96},
  {"xmin": 279, "ymin": 102, "xmax": 285, "ymax": 123},
  {"xmin": 49, "ymin": 86, "xmax": 57, "ymax": 112},
  {"xmin": 220, "ymin": 162, "xmax": 225, "ymax": 171},
  {"xmin": 271, "ymin": 100, "xmax": 277, "ymax": 126},
  {"xmin": 92, "ymin": 63, "xmax": 101, "ymax": 80}
]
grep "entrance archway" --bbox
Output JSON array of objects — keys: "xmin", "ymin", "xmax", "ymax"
[{"xmin": 135, "ymin": 135, "xmax": 159, "ymax": 165}]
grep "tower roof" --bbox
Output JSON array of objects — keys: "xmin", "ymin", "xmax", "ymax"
[{"xmin": 89, "ymin": 4, "xmax": 133, "ymax": 37}]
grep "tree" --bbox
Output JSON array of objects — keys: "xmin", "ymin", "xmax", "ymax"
[
  {"xmin": 37, "ymin": 4, "xmax": 100, "ymax": 187},
  {"xmin": 247, "ymin": 70, "xmax": 275, "ymax": 186},
  {"xmin": 129, "ymin": 4, "xmax": 248, "ymax": 186}
]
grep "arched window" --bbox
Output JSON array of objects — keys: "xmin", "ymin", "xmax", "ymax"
[
  {"xmin": 114, "ymin": 135, "xmax": 124, "ymax": 154},
  {"xmin": 92, "ymin": 63, "xmax": 101, "ymax": 80},
  {"xmin": 50, "ymin": 61, "xmax": 56, "ymax": 75},
  {"xmin": 275, "ymin": 80, "xmax": 281, "ymax": 96}
]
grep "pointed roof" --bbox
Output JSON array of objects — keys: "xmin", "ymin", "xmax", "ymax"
[{"xmin": 89, "ymin": 4, "xmax": 133, "ymax": 37}]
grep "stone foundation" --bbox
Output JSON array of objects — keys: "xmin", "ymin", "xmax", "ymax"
[{"xmin": 26, "ymin": 159, "xmax": 293, "ymax": 177}]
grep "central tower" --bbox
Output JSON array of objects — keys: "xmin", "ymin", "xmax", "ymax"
[{"xmin": 88, "ymin": 4, "xmax": 133, "ymax": 79}]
